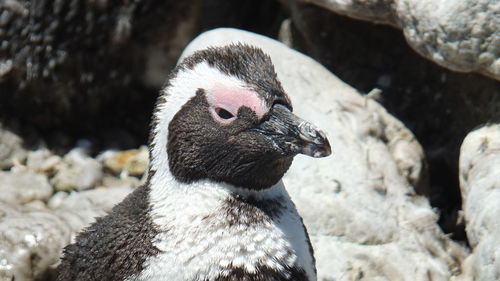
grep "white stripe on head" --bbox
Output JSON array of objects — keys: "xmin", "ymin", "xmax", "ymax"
[{"xmin": 149, "ymin": 61, "xmax": 248, "ymax": 186}]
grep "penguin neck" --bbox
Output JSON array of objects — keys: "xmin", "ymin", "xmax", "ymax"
[{"xmin": 148, "ymin": 162, "xmax": 287, "ymax": 206}]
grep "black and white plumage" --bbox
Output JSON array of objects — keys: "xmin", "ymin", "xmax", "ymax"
[{"xmin": 56, "ymin": 44, "xmax": 331, "ymax": 281}]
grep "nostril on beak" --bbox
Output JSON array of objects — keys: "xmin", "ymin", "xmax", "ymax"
[
  {"xmin": 298, "ymin": 122, "xmax": 323, "ymax": 144},
  {"xmin": 297, "ymin": 121, "xmax": 332, "ymax": 158}
]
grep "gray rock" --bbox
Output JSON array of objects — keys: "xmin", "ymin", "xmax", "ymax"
[
  {"xmin": 289, "ymin": 0, "xmax": 500, "ymax": 80},
  {"xmin": 458, "ymin": 124, "xmax": 500, "ymax": 281},
  {"xmin": 181, "ymin": 28, "xmax": 468, "ymax": 281},
  {"xmin": 0, "ymin": 170, "xmax": 52, "ymax": 205},
  {"xmin": 0, "ymin": 124, "xmax": 27, "ymax": 169},
  {"xmin": 0, "ymin": 186, "xmax": 133, "ymax": 281},
  {"xmin": 50, "ymin": 148, "xmax": 103, "ymax": 191}
]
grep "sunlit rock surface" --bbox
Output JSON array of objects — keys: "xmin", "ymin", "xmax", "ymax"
[{"xmin": 459, "ymin": 124, "xmax": 500, "ymax": 281}]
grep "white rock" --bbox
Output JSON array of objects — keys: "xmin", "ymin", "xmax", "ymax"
[
  {"xmin": 50, "ymin": 148, "xmax": 103, "ymax": 191},
  {"xmin": 181, "ymin": 28, "xmax": 468, "ymax": 281},
  {"xmin": 0, "ymin": 124, "xmax": 27, "ymax": 169},
  {"xmin": 26, "ymin": 149, "xmax": 61, "ymax": 173},
  {"xmin": 55, "ymin": 186, "xmax": 134, "ymax": 212},
  {"xmin": 458, "ymin": 124, "xmax": 500, "ymax": 281},
  {"xmin": 290, "ymin": 0, "xmax": 500, "ymax": 80},
  {"xmin": 23, "ymin": 200, "xmax": 48, "ymax": 211},
  {"xmin": 0, "ymin": 170, "xmax": 53, "ymax": 205},
  {"xmin": 0, "ymin": 186, "xmax": 133, "ymax": 281},
  {"xmin": 46, "ymin": 191, "xmax": 69, "ymax": 209}
]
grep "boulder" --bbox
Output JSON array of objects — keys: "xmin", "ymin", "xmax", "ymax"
[
  {"xmin": 281, "ymin": 3, "xmax": 500, "ymax": 236},
  {"xmin": 286, "ymin": 0, "xmax": 500, "ymax": 80},
  {"xmin": 459, "ymin": 124, "xmax": 500, "ymax": 281},
  {"xmin": 0, "ymin": 186, "xmax": 133, "ymax": 281},
  {"xmin": 181, "ymin": 28, "xmax": 468, "ymax": 281}
]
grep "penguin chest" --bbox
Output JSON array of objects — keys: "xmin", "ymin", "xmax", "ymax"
[{"xmin": 130, "ymin": 189, "xmax": 315, "ymax": 281}]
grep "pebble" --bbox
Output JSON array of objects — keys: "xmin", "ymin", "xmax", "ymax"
[
  {"xmin": 101, "ymin": 145, "xmax": 149, "ymax": 177},
  {"xmin": 50, "ymin": 148, "xmax": 103, "ymax": 191},
  {"xmin": 26, "ymin": 149, "xmax": 62, "ymax": 174},
  {"xmin": 101, "ymin": 175, "xmax": 141, "ymax": 189}
]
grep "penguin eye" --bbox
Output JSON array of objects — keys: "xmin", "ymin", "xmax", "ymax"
[
  {"xmin": 271, "ymin": 98, "xmax": 291, "ymax": 111},
  {"xmin": 215, "ymin": 108, "xmax": 235, "ymax": 120}
]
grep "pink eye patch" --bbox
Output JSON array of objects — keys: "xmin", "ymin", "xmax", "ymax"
[{"xmin": 208, "ymin": 83, "xmax": 268, "ymax": 124}]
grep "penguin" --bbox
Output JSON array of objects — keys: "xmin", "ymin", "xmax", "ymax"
[{"xmin": 56, "ymin": 44, "xmax": 331, "ymax": 281}]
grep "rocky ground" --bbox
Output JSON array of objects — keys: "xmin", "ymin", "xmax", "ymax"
[{"xmin": 1, "ymin": 0, "xmax": 499, "ymax": 280}]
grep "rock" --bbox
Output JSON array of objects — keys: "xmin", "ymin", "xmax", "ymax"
[
  {"xmin": 181, "ymin": 28, "xmax": 468, "ymax": 281},
  {"xmin": 100, "ymin": 145, "xmax": 149, "ymax": 177},
  {"xmin": 0, "ymin": 145, "xmax": 141, "ymax": 280},
  {"xmin": 46, "ymin": 192, "xmax": 68, "ymax": 210},
  {"xmin": 52, "ymin": 186, "xmax": 134, "ymax": 214},
  {"xmin": 101, "ymin": 175, "xmax": 142, "ymax": 190},
  {"xmin": 0, "ymin": 170, "xmax": 52, "ymax": 205},
  {"xmin": 26, "ymin": 149, "xmax": 62, "ymax": 174},
  {"xmin": 281, "ymin": 3, "xmax": 500, "ymax": 237},
  {"xmin": 23, "ymin": 200, "xmax": 48, "ymax": 211},
  {"xmin": 0, "ymin": 124, "xmax": 27, "ymax": 169},
  {"xmin": 50, "ymin": 148, "xmax": 103, "ymax": 191},
  {"xmin": 287, "ymin": 0, "xmax": 500, "ymax": 80},
  {"xmin": 458, "ymin": 124, "xmax": 500, "ymax": 281},
  {"xmin": 0, "ymin": 186, "xmax": 133, "ymax": 281}
]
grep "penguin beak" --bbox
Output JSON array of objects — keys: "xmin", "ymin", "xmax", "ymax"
[{"xmin": 256, "ymin": 104, "xmax": 332, "ymax": 158}]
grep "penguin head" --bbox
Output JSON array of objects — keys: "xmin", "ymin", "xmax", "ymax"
[{"xmin": 149, "ymin": 44, "xmax": 331, "ymax": 190}]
